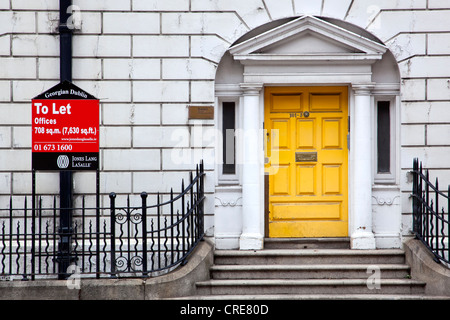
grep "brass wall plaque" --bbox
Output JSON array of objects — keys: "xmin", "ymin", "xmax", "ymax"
[
  {"xmin": 188, "ymin": 106, "xmax": 214, "ymax": 119},
  {"xmin": 295, "ymin": 152, "xmax": 317, "ymax": 162}
]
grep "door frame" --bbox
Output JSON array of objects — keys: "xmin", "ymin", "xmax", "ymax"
[{"xmin": 235, "ymin": 81, "xmax": 380, "ymax": 250}]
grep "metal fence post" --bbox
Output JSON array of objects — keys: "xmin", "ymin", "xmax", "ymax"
[
  {"xmin": 109, "ymin": 192, "xmax": 117, "ymax": 278},
  {"xmin": 141, "ymin": 192, "xmax": 148, "ymax": 277}
]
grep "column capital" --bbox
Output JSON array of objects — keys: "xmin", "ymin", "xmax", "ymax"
[
  {"xmin": 240, "ymin": 83, "xmax": 263, "ymax": 95},
  {"xmin": 352, "ymin": 82, "xmax": 376, "ymax": 95}
]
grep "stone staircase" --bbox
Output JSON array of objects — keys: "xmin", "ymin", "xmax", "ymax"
[{"xmin": 190, "ymin": 238, "xmax": 442, "ymax": 300}]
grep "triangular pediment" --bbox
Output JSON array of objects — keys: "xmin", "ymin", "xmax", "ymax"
[{"xmin": 229, "ymin": 16, "xmax": 387, "ymax": 63}]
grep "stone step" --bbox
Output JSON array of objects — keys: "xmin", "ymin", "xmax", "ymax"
[
  {"xmin": 214, "ymin": 249, "xmax": 406, "ymax": 265},
  {"xmin": 264, "ymin": 237, "xmax": 350, "ymax": 249},
  {"xmin": 196, "ymin": 278, "xmax": 426, "ymax": 296},
  {"xmin": 175, "ymin": 294, "xmax": 450, "ymax": 300},
  {"xmin": 210, "ymin": 264, "xmax": 410, "ymax": 280}
]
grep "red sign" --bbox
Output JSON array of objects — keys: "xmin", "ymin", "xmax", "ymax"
[
  {"xmin": 32, "ymin": 81, "xmax": 99, "ymax": 171},
  {"xmin": 32, "ymin": 99, "xmax": 99, "ymax": 153}
]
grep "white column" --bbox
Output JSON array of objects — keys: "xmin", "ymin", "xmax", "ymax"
[
  {"xmin": 239, "ymin": 83, "xmax": 264, "ymax": 250},
  {"xmin": 351, "ymin": 83, "xmax": 376, "ymax": 249}
]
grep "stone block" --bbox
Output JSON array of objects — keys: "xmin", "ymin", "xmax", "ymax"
[
  {"xmin": 0, "ymin": 173, "xmax": 11, "ymax": 194},
  {"xmin": 400, "ymin": 56, "xmax": 450, "ymax": 78},
  {"xmin": 386, "ymin": 33, "xmax": 426, "ymax": 62},
  {"xmin": 79, "ymin": 12, "xmax": 102, "ymax": 34},
  {"xmin": 0, "ymin": 11, "xmax": 36, "ymax": 34},
  {"xmin": 12, "ymin": 0, "xmax": 59, "ymax": 10},
  {"xmin": 162, "ymin": 104, "xmax": 189, "ymax": 125},
  {"xmin": 191, "ymin": 0, "xmax": 269, "ymax": 29},
  {"xmin": 162, "ymin": 148, "xmax": 215, "ymax": 171},
  {"xmin": 36, "ymin": 11, "xmax": 59, "ymax": 34},
  {"xmin": 73, "ymin": 35, "xmax": 131, "ymax": 57},
  {"xmin": 0, "ymin": 82, "xmax": 10, "ymax": 102},
  {"xmin": 73, "ymin": 0, "xmax": 131, "ymax": 11},
  {"xmin": 369, "ymin": 10, "xmax": 450, "ymax": 42},
  {"xmin": 293, "ymin": 0, "xmax": 322, "ymax": 15},
  {"xmin": 73, "ymin": 171, "xmax": 96, "ymax": 194},
  {"xmin": 37, "ymin": 58, "xmax": 59, "ymax": 79},
  {"xmin": 401, "ymin": 125, "xmax": 425, "ymax": 146},
  {"xmin": 73, "ymin": 59, "xmax": 103, "ymax": 80},
  {"xmin": 133, "ymin": 126, "xmax": 190, "ymax": 148},
  {"xmin": 427, "ymin": 33, "xmax": 450, "ymax": 54},
  {"xmin": 40, "ymin": 58, "xmax": 104, "ymax": 80},
  {"xmin": 76, "ymin": 80, "xmax": 131, "ymax": 102},
  {"xmin": 73, "ymin": 171, "xmax": 133, "ymax": 194},
  {"xmin": 0, "ymin": 0, "xmax": 9, "ymax": 9},
  {"xmin": 100, "ymin": 171, "xmax": 132, "ymax": 194},
  {"xmin": 0, "ymin": 58, "xmax": 36, "ymax": 79},
  {"xmin": 12, "ymin": 172, "xmax": 59, "ymax": 194},
  {"xmin": 103, "ymin": 59, "xmax": 160, "ymax": 80},
  {"xmin": 130, "ymin": 104, "xmax": 161, "ymax": 125},
  {"xmin": 12, "ymin": 80, "xmax": 58, "ymax": 102},
  {"xmin": 12, "ymin": 35, "xmax": 58, "ymax": 56},
  {"xmin": 401, "ymin": 146, "xmax": 450, "ymax": 169},
  {"xmin": 401, "ymin": 79, "xmax": 426, "ymax": 101},
  {"xmin": 133, "ymin": 36, "xmax": 189, "ymax": 57},
  {"xmin": 428, "ymin": 0, "xmax": 450, "ymax": 8},
  {"xmin": 427, "ymin": 125, "xmax": 450, "ymax": 146},
  {"xmin": 0, "ymin": 127, "xmax": 11, "ymax": 148},
  {"xmin": 103, "ymin": 149, "xmax": 160, "ymax": 171},
  {"xmin": 402, "ymin": 101, "xmax": 450, "ymax": 124},
  {"xmin": 191, "ymin": 81, "xmax": 215, "ymax": 103},
  {"xmin": 346, "ymin": 0, "xmax": 426, "ymax": 31},
  {"xmin": 0, "ymin": 35, "xmax": 10, "ymax": 56},
  {"xmin": 132, "ymin": 0, "xmax": 189, "ymax": 11},
  {"xmin": 133, "ymin": 171, "xmax": 186, "ymax": 193},
  {"xmin": 102, "ymin": 104, "xmax": 160, "ymax": 125},
  {"xmin": 161, "ymin": 12, "xmax": 249, "ymax": 43},
  {"xmin": 133, "ymin": 81, "xmax": 189, "ymax": 103},
  {"xmin": 100, "ymin": 126, "xmax": 132, "ymax": 148},
  {"xmin": 0, "ymin": 104, "xmax": 30, "ymax": 124},
  {"xmin": 190, "ymin": 35, "xmax": 229, "ymax": 64},
  {"xmin": 103, "ymin": 12, "xmax": 159, "ymax": 34},
  {"xmin": 190, "ymin": 124, "xmax": 216, "ymax": 148},
  {"xmin": 427, "ymin": 79, "xmax": 450, "ymax": 101},
  {"xmin": 264, "ymin": 0, "xmax": 294, "ymax": 20},
  {"xmin": 321, "ymin": 0, "xmax": 353, "ymax": 20},
  {"xmin": 162, "ymin": 59, "xmax": 216, "ymax": 80},
  {"xmin": 12, "ymin": 126, "xmax": 30, "ymax": 148}
]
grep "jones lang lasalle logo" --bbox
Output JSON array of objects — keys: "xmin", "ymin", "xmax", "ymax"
[{"xmin": 57, "ymin": 155, "xmax": 70, "ymax": 169}]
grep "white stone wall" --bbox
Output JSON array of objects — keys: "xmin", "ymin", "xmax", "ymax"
[{"xmin": 1, "ymin": 0, "xmax": 450, "ymax": 240}]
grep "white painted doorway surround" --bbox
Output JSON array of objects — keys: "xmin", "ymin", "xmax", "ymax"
[{"xmin": 214, "ymin": 16, "xmax": 401, "ymax": 250}]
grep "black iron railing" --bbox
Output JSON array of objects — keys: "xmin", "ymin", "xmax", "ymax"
[
  {"xmin": 0, "ymin": 162, "xmax": 205, "ymax": 280},
  {"xmin": 411, "ymin": 158, "xmax": 449, "ymax": 265}
]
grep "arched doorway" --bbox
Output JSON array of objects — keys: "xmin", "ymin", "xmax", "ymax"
[{"xmin": 214, "ymin": 15, "xmax": 401, "ymax": 250}]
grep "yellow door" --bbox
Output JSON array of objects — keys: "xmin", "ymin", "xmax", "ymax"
[{"xmin": 265, "ymin": 86, "xmax": 348, "ymax": 238}]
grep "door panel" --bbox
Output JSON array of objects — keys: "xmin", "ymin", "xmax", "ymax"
[
  {"xmin": 265, "ymin": 86, "xmax": 348, "ymax": 238},
  {"xmin": 297, "ymin": 165, "xmax": 315, "ymax": 195},
  {"xmin": 297, "ymin": 119, "xmax": 315, "ymax": 148},
  {"xmin": 322, "ymin": 119, "xmax": 341, "ymax": 149}
]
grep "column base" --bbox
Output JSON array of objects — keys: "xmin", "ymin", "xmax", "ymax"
[
  {"xmin": 351, "ymin": 231, "xmax": 376, "ymax": 249},
  {"xmin": 215, "ymin": 233, "xmax": 240, "ymax": 250},
  {"xmin": 239, "ymin": 232, "xmax": 264, "ymax": 250}
]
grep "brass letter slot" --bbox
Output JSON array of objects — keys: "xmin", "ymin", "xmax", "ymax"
[{"xmin": 295, "ymin": 152, "xmax": 318, "ymax": 162}]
